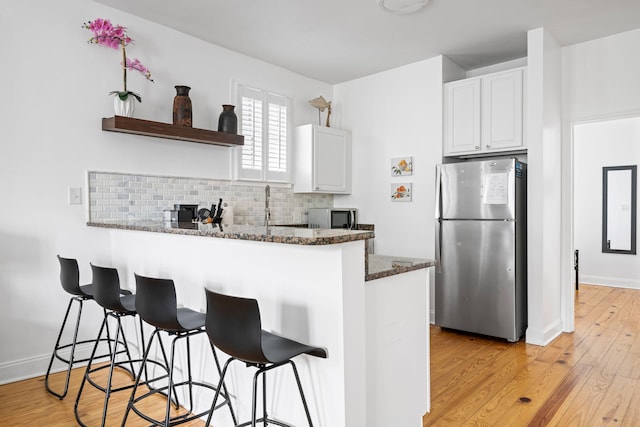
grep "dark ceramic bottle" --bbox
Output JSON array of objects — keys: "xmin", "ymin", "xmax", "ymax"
[
  {"xmin": 218, "ymin": 104, "xmax": 237, "ymax": 134},
  {"xmin": 173, "ymin": 85, "xmax": 193, "ymax": 127}
]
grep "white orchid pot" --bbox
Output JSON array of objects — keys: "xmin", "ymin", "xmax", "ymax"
[{"xmin": 114, "ymin": 96, "xmax": 136, "ymax": 117}]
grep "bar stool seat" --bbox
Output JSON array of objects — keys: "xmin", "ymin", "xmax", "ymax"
[
  {"xmin": 122, "ymin": 274, "xmax": 236, "ymax": 427},
  {"xmin": 174, "ymin": 310, "xmax": 208, "ymax": 331},
  {"xmin": 204, "ymin": 289, "xmax": 327, "ymax": 427},
  {"xmin": 45, "ymin": 255, "xmax": 125, "ymax": 399}
]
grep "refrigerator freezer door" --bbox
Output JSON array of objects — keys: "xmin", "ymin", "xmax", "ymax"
[
  {"xmin": 435, "ymin": 220, "xmax": 520, "ymax": 341},
  {"xmin": 440, "ymin": 159, "xmax": 516, "ymax": 220}
]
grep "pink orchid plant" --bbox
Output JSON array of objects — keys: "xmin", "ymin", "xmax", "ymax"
[{"xmin": 83, "ymin": 18, "xmax": 153, "ymax": 102}]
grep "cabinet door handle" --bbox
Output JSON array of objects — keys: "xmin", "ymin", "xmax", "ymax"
[
  {"xmin": 475, "ymin": 145, "xmax": 480, "ymax": 150},
  {"xmin": 486, "ymin": 145, "xmax": 491, "ymax": 149}
]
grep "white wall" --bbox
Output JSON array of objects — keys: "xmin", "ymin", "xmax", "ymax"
[
  {"xmin": 574, "ymin": 117, "xmax": 640, "ymax": 288},
  {"xmin": 526, "ymin": 28, "xmax": 564, "ymax": 346},
  {"xmin": 561, "ymin": 28, "xmax": 640, "ymax": 295},
  {"xmin": 0, "ymin": 0, "xmax": 331, "ymax": 383},
  {"xmin": 332, "ymin": 57, "xmax": 443, "ymax": 259},
  {"xmin": 563, "ymin": 28, "xmax": 640, "ymax": 121}
]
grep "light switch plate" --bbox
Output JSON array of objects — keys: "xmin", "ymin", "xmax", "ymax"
[{"xmin": 68, "ymin": 187, "xmax": 82, "ymax": 205}]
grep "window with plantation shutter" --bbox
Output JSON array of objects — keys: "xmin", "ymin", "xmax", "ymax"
[{"xmin": 235, "ymin": 83, "xmax": 290, "ymax": 182}]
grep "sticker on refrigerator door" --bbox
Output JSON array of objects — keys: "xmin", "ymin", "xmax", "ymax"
[
  {"xmin": 515, "ymin": 162, "xmax": 523, "ymax": 178},
  {"xmin": 482, "ymin": 173, "xmax": 508, "ymax": 204}
]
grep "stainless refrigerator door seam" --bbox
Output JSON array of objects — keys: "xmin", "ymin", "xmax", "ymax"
[{"xmin": 435, "ymin": 165, "xmax": 442, "ymax": 273}]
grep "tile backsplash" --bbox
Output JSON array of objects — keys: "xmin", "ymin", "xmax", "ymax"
[{"xmin": 88, "ymin": 171, "xmax": 333, "ymax": 225}]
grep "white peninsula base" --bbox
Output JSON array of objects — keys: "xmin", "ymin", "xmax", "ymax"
[{"xmin": 101, "ymin": 227, "xmax": 429, "ymax": 427}]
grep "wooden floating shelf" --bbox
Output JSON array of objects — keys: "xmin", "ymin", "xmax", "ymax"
[{"xmin": 101, "ymin": 116, "xmax": 244, "ymax": 147}]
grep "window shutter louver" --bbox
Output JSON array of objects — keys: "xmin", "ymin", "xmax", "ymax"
[
  {"xmin": 235, "ymin": 84, "xmax": 290, "ymax": 182},
  {"xmin": 266, "ymin": 93, "xmax": 288, "ymax": 181}
]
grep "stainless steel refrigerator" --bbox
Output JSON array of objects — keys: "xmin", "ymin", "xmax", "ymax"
[{"xmin": 435, "ymin": 158, "xmax": 527, "ymax": 342}]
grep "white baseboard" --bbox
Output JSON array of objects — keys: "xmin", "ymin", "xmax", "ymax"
[
  {"xmin": 525, "ymin": 318, "xmax": 562, "ymax": 346},
  {"xmin": 580, "ymin": 275, "xmax": 640, "ymax": 290},
  {"xmin": 0, "ymin": 343, "xmax": 94, "ymax": 385}
]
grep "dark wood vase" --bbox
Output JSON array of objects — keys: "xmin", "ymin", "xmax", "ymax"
[
  {"xmin": 173, "ymin": 85, "xmax": 192, "ymax": 127},
  {"xmin": 218, "ymin": 104, "xmax": 237, "ymax": 134}
]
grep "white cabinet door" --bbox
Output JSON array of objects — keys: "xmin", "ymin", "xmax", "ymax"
[
  {"xmin": 482, "ymin": 69, "xmax": 524, "ymax": 151},
  {"xmin": 443, "ymin": 68, "xmax": 525, "ymax": 157},
  {"xmin": 294, "ymin": 124, "xmax": 352, "ymax": 194},
  {"xmin": 313, "ymin": 126, "xmax": 351, "ymax": 192},
  {"xmin": 443, "ymin": 78, "xmax": 481, "ymax": 155}
]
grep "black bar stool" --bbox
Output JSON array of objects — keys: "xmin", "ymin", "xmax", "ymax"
[
  {"xmin": 74, "ymin": 264, "xmax": 172, "ymax": 427},
  {"xmin": 45, "ymin": 255, "xmax": 119, "ymax": 399},
  {"xmin": 122, "ymin": 274, "xmax": 236, "ymax": 427},
  {"xmin": 204, "ymin": 289, "xmax": 327, "ymax": 427}
]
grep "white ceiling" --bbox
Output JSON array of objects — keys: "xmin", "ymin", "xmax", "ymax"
[{"xmin": 93, "ymin": 0, "xmax": 640, "ymax": 84}]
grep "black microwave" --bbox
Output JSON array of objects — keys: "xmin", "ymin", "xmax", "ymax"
[{"xmin": 307, "ymin": 208, "xmax": 357, "ymax": 230}]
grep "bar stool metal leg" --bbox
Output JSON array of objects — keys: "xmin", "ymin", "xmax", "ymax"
[
  {"xmin": 45, "ymin": 297, "xmax": 111, "ymax": 399},
  {"xmin": 74, "ymin": 311, "xmax": 137, "ymax": 426},
  {"xmin": 207, "ymin": 341, "xmax": 237, "ymax": 423},
  {"xmin": 45, "ymin": 295, "xmax": 84, "ymax": 399},
  {"xmin": 121, "ymin": 328, "xmax": 182, "ymax": 427}
]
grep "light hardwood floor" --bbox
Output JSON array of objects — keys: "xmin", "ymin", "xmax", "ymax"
[
  {"xmin": 424, "ymin": 284, "xmax": 640, "ymax": 426},
  {"xmin": 1, "ymin": 284, "xmax": 639, "ymax": 426},
  {"xmin": 0, "ymin": 361, "xmax": 208, "ymax": 427}
]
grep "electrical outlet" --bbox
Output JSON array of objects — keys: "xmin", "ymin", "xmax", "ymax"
[{"xmin": 68, "ymin": 187, "xmax": 82, "ymax": 205}]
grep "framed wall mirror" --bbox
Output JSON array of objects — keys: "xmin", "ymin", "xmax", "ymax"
[{"xmin": 602, "ymin": 165, "xmax": 637, "ymax": 254}]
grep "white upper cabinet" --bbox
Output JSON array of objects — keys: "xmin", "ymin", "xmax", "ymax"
[
  {"xmin": 444, "ymin": 78, "xmax": 482, "ymax": 154},
  {"xmin": 444, "ymin": 68, "xmax": 525, "ymax": 157},
  {"xmin": 294, "ymin": 124, "xmax": 352, "ymax": 194},
  {"xmin": 481, "ymin": 69, "xmax": 524, "ymax": 151}
]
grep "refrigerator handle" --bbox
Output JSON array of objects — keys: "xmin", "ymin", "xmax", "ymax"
[
  {"xmin": 435, "ymin": 219, "xmax": 442, "ymax": 274},
  {"xmin": 435, "ymin": 165, "xmax": 442, "ymax": 273},
  {"xmin": 435, "ymin": 165, "xmax": 441, "ymax": 220}
]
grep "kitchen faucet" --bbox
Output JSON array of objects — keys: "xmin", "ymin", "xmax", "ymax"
[{"xmin": 265, "ymin": 185, "xmax": 271, "ymax": 233}]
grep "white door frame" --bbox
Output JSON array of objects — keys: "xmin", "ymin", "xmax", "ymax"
[
  {"xmin": 561, "ymin": 109, "xmax": 640, "ymax": 332},
  {"xmin": 561, "ymin": 117, "xmax": 575, "ymax": 333}
]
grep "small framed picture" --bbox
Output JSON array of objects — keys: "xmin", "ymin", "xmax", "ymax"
[
  {"xmin": 391, "ymin": 183, "xmax": 412, "ymax": 202},
  {"xmin": 391, "ymin": 156, "xmax": 413, "ymax": 176}
]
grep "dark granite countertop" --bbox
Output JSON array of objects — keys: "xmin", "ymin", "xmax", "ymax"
[
  {"xmin": 87, "ymin": 220, "xmax": 434, "ymax": 281},
  {"xmin": 365, "ymin": 254, "xmax": 435, "ymax": 282},
  {"xmin": 87, "ymin": 220, "xmax": 374, "ymax": 245}
]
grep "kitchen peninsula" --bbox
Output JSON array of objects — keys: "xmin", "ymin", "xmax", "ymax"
[{"xmin": 88, "ymin": 220, "xmax": 432, "ymax": 427}]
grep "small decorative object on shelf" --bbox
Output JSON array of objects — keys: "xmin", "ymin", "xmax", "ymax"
[
  {"xmin": 217, "ymin": 104, "xmax": 237, "ymax": 134},
  {"xmin": 114, "ymin": 96, "xmax": 136, "ymax": 117},
  {"xmin": 308, "ymin": 95, "xmax": 332, "ymax": 127},
  {"xmin": 83, "ymin": 18, "xmax": 154, "ymax": 117},
  {"xmin": 173, "ymin": 85, "xmax": 193, "ymax": 127}
]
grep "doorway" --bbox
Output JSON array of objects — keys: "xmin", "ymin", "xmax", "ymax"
[{"xmin": 572, "ymin": 115, "xmax": 640, "ymax": 289}]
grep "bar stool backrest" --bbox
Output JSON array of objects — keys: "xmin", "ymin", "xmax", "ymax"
[
  {"xmin": 91, "ymin": 264, "xmax": 130, "ymax": 313},
  {"xmin": 134, "ymin": 274, "xmax": 181, "ymax": 331},
  {"xmin": 57, "ymin": 255, "xmax": 85, "ymax": 296},
  {"xmin": 205, "ymin": 289, "xmax": 267, "ymax": 364}
]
